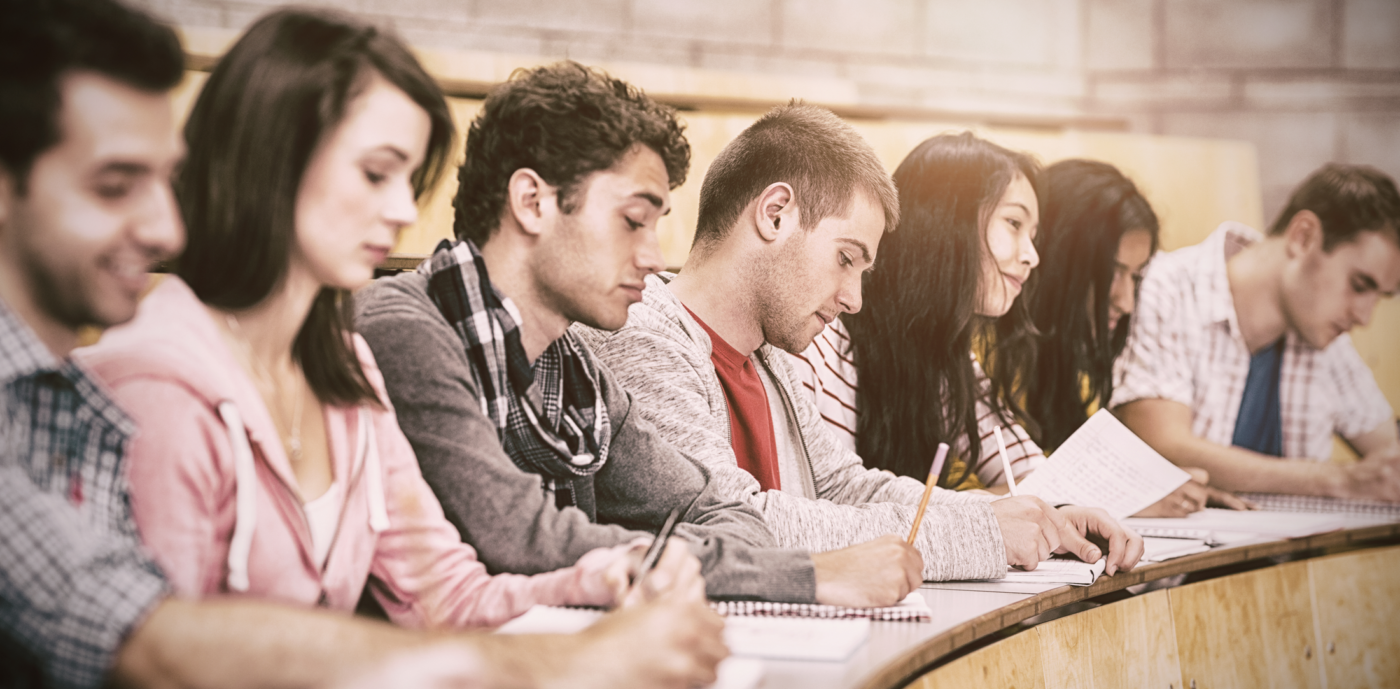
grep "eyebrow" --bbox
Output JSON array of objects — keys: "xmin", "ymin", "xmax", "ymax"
[
  {"xmin": 837, "ymin": 238, "xmax": 873, "ymax": 264},
  {"xmin": 94, "ymin": 161, "xmax": 152, "ymax": 177},
  {"xmin": 634, "ymin": 191, "xmax": 671, "ymax": 215},
  {"xmin": 366, "ymin": 145, "xmax": 409, "ymax": 162}
]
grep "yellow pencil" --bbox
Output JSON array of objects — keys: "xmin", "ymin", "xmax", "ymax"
[{"xmin": 907, "ymin": 442, "xmax": 951, "ymax": 545}]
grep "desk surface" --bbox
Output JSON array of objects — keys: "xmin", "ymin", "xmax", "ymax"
[{"xmin": 758, "ymin": 521, "xmax": 1400, "ymax": 689}]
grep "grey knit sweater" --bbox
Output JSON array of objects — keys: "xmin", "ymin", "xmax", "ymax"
[
  {"xmin": 355, "ymin": 271, "xmax": 817, "ymax": 602},
  {"xmin": 573, "ymin": 273, "xmax": 1008, "ymax": 582}
]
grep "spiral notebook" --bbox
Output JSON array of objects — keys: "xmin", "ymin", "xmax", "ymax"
[
  {"xmin": 1236, "ymin": 492, "xmax": 1400, "ymax": 520},
  {"xmin": 713, "ymin": 590, "xmax": 931, "ymax": 621}
]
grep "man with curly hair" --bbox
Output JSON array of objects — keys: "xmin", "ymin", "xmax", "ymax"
[{"xmin": 357, "ymin": 61, "xmax": 922, "ymax": 607}]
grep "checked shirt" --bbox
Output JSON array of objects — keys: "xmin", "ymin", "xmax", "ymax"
[{"xmin": 0, "ymin": 301, "xmax": 167, "ymax": 689}]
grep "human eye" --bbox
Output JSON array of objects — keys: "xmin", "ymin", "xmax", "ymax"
[
  {"xmin": 625, "ymin": 216, "xmax": 644, "ymax": 231},
  {"xmin": 363, "ymin": 168, "xmax": 387, "ymax": 185},
  {"xmin": 1006, "ymin": 217, "xmax": 1023, "ymax": 230},
  {"xmin": 838, "ymin": 251, "xmax": 853, "ymax": 268},
  {"xmin": 1351, "ymin": 277, "xmax": 1370, "ymax": 293},
  {"xmin": 92, "ymin": 170, "xmax": 139, "ymax": 200}
]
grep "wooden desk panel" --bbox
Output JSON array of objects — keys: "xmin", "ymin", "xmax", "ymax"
[
  {"xmin": 1038, "ymin": 589, "xmax": 1182, "ymax": 689},
  {"xmin": 816, "ymin": 524, "xmax": 1400, "ymax": 689},
  {"xmin": 1310, "ymin": 546, "xmax": 1400, "ymax": 689},
  {"xmin": 1170, "ymin": 560, "xmax": 1321, "ymax": 689}
]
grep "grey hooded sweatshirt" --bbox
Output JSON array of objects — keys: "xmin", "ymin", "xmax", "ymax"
[
  {"xmin": 355, "ymin": 271, "xmax": 816, "ymax": 603},
  {"xmin": 573, "ymin": 273, "xmax": 1007, "ymax": 582}
]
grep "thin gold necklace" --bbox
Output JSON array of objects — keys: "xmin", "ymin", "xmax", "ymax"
[{"xmin": 225, "ymin": 314, "xmax": 304, "ymax": 464}]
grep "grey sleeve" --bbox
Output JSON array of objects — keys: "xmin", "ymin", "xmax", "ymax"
[
  {"xmin": 356, "ymin": 278, "xmax": 641, "ymax": 576},
  {"xmin": 590, "ymin": 357, "xmax": 816, "ymax": 602},
  {"xmin": 355, "ymin": 278, "xmax": 816, "ymax": 602},
  {"xmin": 588, "ymin": 320, "xmax": 1007, "ymax": 582}
]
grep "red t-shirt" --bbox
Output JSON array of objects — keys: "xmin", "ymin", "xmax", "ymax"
[{"xmin": 685, "ymin": 306, "xmax": 782, "ymax": 492}]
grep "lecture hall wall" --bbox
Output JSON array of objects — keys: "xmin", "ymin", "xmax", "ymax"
[{"xmin": 148, "ymin": 0, "xmax": 1400, "ymax": 453}]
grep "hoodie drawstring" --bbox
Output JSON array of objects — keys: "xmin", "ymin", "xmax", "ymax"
[
  {"xmin": 218, "ymin": 401, "xmax": 257, "ymax": 592},
  {"xmin": 358, "ymin": 407, "xmax": 390, "ymax": 533}
]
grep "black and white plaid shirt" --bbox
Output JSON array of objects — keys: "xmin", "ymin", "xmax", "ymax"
[{"xmin": 0, "ymin": 300, "xmax": 167, "ymax": 689}]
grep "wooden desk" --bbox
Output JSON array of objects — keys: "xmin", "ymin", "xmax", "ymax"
[{"xmin": 759, "ymin": 523, "xmax": 1400, "ymax": 689}]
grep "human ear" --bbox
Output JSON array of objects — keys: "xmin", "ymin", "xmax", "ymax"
[
  {"xmin": 504, "ymin": 168, "xmax": 554, "ymax": 238},
  {"xmin": 1283, "ymin": 209, "xmax": 1322, "ymax": 258},
  {"xmin": 752, "ymin": 182, "xmax": 794, "ymax": 243}
]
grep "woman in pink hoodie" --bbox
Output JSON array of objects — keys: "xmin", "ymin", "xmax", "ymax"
[{"xmin": 79, "ymin": 9, "xmax": 654, "ymax": 629}]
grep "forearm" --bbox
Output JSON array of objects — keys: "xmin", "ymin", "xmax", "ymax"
[
  {"xmin": 1120, "ymin": 401, "xmax": 1339, "ymax": 495},
  {"xmin": 113, "ymin": 598, "xmax": 542, "ymax": 689}
]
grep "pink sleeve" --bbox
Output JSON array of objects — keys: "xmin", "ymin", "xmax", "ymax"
[
  {"xmin": 109, "ymin": 378, "xmax": 233, "ymax": 598},
  {"xmin": 354, "ymin": 338, "xmax": 625, "ymax": 629}
]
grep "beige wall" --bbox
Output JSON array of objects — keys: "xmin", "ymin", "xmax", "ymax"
[{"xmin": 162, "ymin": 6, "xmax": 1399, "ymax": 447}]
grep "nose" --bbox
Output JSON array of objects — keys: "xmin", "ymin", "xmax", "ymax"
[
  {"xmin": 635, "ymin": 226, "xmax": 665, "ymax": 275},
  {"xmin": 1353, "ymin": 293, "xmax": 1378, "ymax": 329},
  {"xmin": 1021, "ymin": 231, "xmax": 1039, "ymax": 270},
  {"xmin": 1111, "ymin": 271, "xmax": 1136, "ymax": 317},
  {"xmin": 837, "ymin": 270, "xmax": 863, "ymax": 314},
  {"xmin": 383, "ymin": 179, "xmax": 420, "ymax": 230},
  {"xmin": 134, "ymin": 177, "xmax": 185, "ymax": 259}
]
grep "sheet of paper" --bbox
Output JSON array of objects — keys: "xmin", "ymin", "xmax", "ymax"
[
  {"xmin": 497, "ymin": 605, "xmax": 869, "ymax": 663},
  {"xmin": 725, "ymin": 616, "xmax": 870, "ymax": 661},
  {"xmin": 498, "ymin": 606, "xmax": 768, "ymax": 688},
  {"xmin": 1016, "ymin": 409, "xmax": 1191, "ymax": 518}
]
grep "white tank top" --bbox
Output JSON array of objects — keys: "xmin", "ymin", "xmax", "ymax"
[{"xmin": 303, "ymin": 480, "xmax": 346, "ymax": 569}]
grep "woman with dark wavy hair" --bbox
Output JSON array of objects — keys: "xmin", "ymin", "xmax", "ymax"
[
  {"xmin": 1021, "ymin": 159, "xmax": 1159, "ymax": 451},
  {"xmin": 792, "ymin": 132, "xmax": 1046, "ymax": 490},
  {"xmin": 793, "ymin": 141, "xmax": 1227, "ymax": 515}
]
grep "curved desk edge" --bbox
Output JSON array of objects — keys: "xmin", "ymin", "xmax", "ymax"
[{"xmin": 857, "ymin": 523, "xmax": 1400, "ymax": 689}]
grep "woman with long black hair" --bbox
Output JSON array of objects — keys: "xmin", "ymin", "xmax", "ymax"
[{"xmin": 792, "ymin": 136, "xmax": 1222, "ymax": 516}]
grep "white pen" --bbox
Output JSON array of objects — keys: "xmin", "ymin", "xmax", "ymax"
[{"xmin": 994, "ymin": 426, "xmax": 1018, "ymax": 496}]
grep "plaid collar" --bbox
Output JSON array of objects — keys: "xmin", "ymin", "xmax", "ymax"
[{"xmin": 417, "ymin": 239, "xmax": 611, "ymax": 498}]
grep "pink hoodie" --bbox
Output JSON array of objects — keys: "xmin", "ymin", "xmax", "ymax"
[{"xmin": 79, "ymin": 277, "xmax": 628, "ymax": 629}]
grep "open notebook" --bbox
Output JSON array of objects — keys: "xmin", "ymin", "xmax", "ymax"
[{"xmin": 1235, "ymin": 492, "xmax": 1400, "ymax": 520}]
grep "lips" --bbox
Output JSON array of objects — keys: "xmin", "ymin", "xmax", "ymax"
[
  {"xmin": 1002, "ymin": 272, "xmax": 1026, "ymax": 291},
  {"xmin": 364, "ymin": 245, "xmax": 392, "ymax": 263},
  {"xmin": 816, "ymin": 312, "xmax": 834, "ymax": 326},
  {"xmin": 620, "ymin": 284, "xmax": 645, "ymax": 302}
]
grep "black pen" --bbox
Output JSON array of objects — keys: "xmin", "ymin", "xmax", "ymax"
[{"xmin": 633, "ymin": 507, "xmax": 682, "ymax": 588}]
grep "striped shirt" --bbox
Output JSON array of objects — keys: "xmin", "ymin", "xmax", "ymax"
[
  {"xmin": 0, "ymin": 300, "xmax": 167, "ymax": 689},
  {"xmin": 1110, "ymin": 221, "xmax": 1394, "ymax": 460},
  {"xmin": 788, "ymin": 319, "xmax": 1043, "ymax": 487}
]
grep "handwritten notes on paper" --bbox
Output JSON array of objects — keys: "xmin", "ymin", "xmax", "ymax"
[{"xmin": 1016, "ymin": 409, "xmax": 1192, "ymax": 518}]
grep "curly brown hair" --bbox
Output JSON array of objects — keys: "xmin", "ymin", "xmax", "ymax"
[{"xmin": 453, "ymin": 60, "xmax": 691, "ymax": 245}]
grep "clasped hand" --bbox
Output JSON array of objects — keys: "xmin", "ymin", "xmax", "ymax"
[{"xmin": 991, "ymin": 496, "xmax": 1144, "ymax": 576}]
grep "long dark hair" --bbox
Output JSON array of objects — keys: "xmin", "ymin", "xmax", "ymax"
[
  {"xmin": 845, "ymin": 132, "xmax": 1041, "ymax": 487},
  {"xmin": 176, "ymin": 8, "xmax": 453, "ymax": 405},
  {"xmin": 1020, "ymin": 159, "xmax": 1159, "ymax": 450}
]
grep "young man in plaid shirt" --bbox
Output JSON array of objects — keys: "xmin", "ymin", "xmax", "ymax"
[{"xmin": 1115, "ymin": 164, "xmax": 1400, "ymax": 501}]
